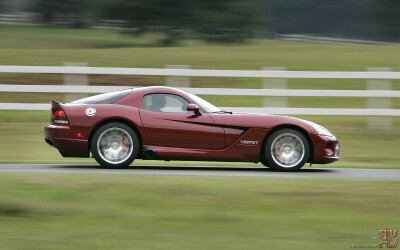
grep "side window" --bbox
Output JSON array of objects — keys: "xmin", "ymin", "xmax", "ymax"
[{"xmin": 143, "ymin": 94, "xmax": 190, "ymax": 113}]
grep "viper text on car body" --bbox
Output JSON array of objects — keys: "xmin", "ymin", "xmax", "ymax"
[{"xmin": 240, "ymin": 140, "xmax": 259, "ymax": 145}]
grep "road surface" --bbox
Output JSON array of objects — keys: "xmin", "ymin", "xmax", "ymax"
[{"xmin": 0, "ymin": 164, "xmax": 399, "ymax": 180}]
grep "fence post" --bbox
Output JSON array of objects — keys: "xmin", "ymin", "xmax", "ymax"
[
  {"xmin": 166, "ymin": 65, "xmax": 190, "ymax": 88},
  {"xmin": 367, "ymin": 68, "xmax": 392, "ymax": 129},
  {"xmin": 63, "ymin": 62, "xmax": 88, "ymax": 103},
  {"xmin": 263, "ymin": 67, "xmax": 287, "ymax": 107}
]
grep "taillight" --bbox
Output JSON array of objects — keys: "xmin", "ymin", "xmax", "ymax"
[
  {"xmin": 54, "ymin": 110, "xmax": 65, "ymax": 118},
  {"xmin": 52, "ymin": 110, "xmax": 68, "ymax": 125}
]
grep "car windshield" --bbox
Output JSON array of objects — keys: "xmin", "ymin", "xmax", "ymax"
[{"xmin": 188, "ymin": 93, "xmax": 221, "ymax": 113}]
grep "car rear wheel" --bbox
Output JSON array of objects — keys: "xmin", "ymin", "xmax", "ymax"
[
  {"xmin": 262, "ymin": 128, "xmax": 309, "ymax": 171},
  {"xmin": 91, "ymin": 122, "xmax": 139, "ymax": 168}
]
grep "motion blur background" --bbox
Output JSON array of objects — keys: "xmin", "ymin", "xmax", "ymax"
[
  {"xmin": 0, "ymin": 1, "xmax": 399, "ymax": 249},
  {"xmin": 1, "ymin": 0, "xmax": 399, "ymax": 167}
]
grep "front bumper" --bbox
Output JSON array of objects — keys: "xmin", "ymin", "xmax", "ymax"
[
  {"xmin": 44, "ymin": 124, "xmax": 89, "ymax": 157},
  {"xmin": 310, "ymin": 134, "xmax": 340, "ymax": 164}
]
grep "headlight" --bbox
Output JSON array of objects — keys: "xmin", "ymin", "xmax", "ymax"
[{"xmin": 312, "ymin": 124, "xmax": 334, "ymax": 137}]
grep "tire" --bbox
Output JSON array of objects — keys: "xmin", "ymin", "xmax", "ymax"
[
  {"xmin": 262, "ymin": 128, "xmax": 309, "ymax": 172},
  {"xmin": 91, "ymin": 122, "xmax": 139, "ymax": 168}
]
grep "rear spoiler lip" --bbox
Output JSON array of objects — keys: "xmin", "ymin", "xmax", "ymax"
[
  {"xmin": 51, "ymin": 100, "xmax": 70, "ymax": 124},
  {"xmin": 51, "ymin": 99, "xmax": 64, "ymax": 112}
]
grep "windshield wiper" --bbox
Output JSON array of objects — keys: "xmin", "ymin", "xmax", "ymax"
[{"xmin": 213, "ymin": 110, "xmax": 232, "ymax": 114}]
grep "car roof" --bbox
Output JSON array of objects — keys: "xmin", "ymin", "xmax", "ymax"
[{"xmin": 130, "ymin": 86, "xmax": 190, "ymax": 96}]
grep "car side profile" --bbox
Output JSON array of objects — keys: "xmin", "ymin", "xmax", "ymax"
[{"xmin": 44, "ymin": 86, "xmax": 339, "ymax": 171}]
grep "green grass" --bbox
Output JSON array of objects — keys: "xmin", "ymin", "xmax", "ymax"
[
  {"xmin": 0, "ymin": 174, "xmax": 398, "ymax": 250},
  {"xmin": 0, "ymin": 25, "xmax": 400, "ymax": 71},
  {"xmin": 0, "ymin": 25, "xmax": 400, "ymax": 167}
]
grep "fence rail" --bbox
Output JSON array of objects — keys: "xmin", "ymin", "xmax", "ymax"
[
  {"xmin": 275, "ymin": 34, "xmax": 396, "ymax": 45},
  {"xmin": 1, "ymin": 84, "xmax": 400, "ymax": 98},
  {"xmin": 2, "ymin": 65, "xmax": 400, "ymax": 79}
]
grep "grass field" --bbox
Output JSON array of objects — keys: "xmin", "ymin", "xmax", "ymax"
[
  {"xmin": 0, "ymin": 174, "xmax": 398, "ymax": 250},
  {"xmin": 1, "ymin": 25, "xmax": 400, "ymax": 70},
  {"xmin": 0, "ymin": 24, "xmax": 399, "ymax": 167}
]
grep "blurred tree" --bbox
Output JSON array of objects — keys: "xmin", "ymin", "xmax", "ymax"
[
  {"xmin": 101, "ymin": 0, "xmax": 265, "ymax": 45},
  {"xmin": 26, "ymin": 0, "xmax": 400, "ymax": 42},
  {"xmin": 368, "ymin": 0, "xmax": 400, "ymax": 41},
  {"xmin": 34, "ymin": 0, "xmax": 97, "ymax": 26},
  {"xmin": 268, "ymin": 0, "xmax": 375, "ymax": 40}
]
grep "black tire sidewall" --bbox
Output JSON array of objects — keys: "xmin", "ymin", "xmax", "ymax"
[
  {"xmin": 264, "ymin": 128, "xmax": 309, "ymax": 172},
  {"xmin": 91, "ymin": 122, "xmax": 139, "ymax": 168}
]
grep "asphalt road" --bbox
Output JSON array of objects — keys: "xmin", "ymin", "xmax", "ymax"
[{"xmin": 0, "ymin": 164, "xmax": 399, "ymax": 180}]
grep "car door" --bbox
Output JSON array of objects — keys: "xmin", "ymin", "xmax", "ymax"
[{"xmin": 139, "ymin": 93, "xmax": 225, "ymax": 149}]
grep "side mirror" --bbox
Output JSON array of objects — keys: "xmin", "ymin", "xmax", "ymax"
[{"xmin": 187, "ymin": 104, "xmax": 201, "ymax": 116}]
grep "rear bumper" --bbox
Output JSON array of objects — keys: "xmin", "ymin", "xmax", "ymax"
[
  {"xmin": 44, "ymin": 124, "xmax": 89, "ymax": 157},
  {"xmin": 45, "ymin": 137, "xmax": 55, "ymax": 147}
]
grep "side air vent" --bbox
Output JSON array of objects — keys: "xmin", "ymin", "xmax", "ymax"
[{"xmin": 142, "ymin": 147, "xmax": 158, "ymax": 160}]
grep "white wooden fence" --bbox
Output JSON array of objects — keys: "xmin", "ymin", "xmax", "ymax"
[{"xmin": 0, "ymin": 65, "xmax": 399, "ymax": 127}]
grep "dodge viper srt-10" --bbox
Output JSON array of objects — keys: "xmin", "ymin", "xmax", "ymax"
[{"xmin": 44, "ymin": 86, "xmax": 339, "ymax": 171}]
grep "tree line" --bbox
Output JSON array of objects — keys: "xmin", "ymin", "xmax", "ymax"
[{"xmin": 32, "ymin": 0, "xmax": 400, "ymax": 44}]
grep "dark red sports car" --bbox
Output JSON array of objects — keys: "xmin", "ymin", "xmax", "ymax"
[{"xmin": 44, "ymin": 86, "xmax": 339, "ymax": 171}]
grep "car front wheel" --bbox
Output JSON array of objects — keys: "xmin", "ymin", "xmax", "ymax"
[
  {"xmin": 263, "ymin": 128, "xmax": 309, "ymax": 171},
  {"xmin": 91, "ymin": 122, "xmax": 139, "ymax": 168}
]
